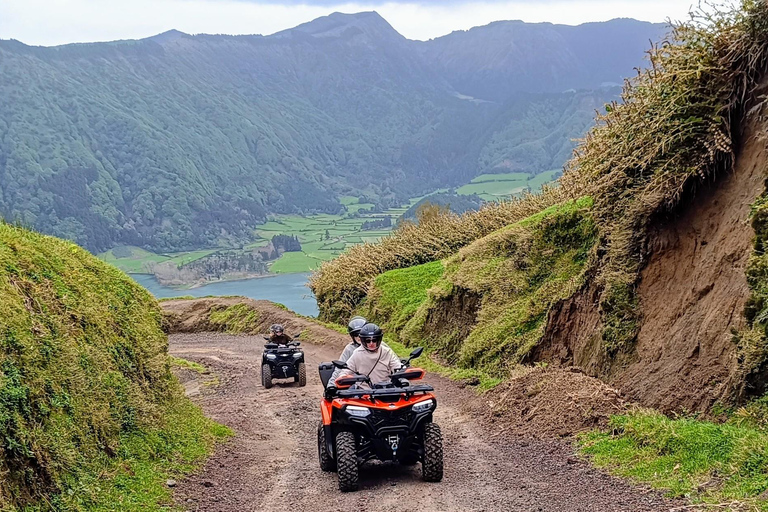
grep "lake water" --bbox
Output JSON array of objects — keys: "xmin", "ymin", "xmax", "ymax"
[{"xmin": 130, "ymin": 272, "xmax": 319, "ymax": 317}]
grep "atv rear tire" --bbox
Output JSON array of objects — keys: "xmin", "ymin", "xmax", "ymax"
[
  {"xmin": 297, "ymin": 362, "xmax": 307, "ymax": 387},
  {"xmin": 317, "ymin": 422, "xmax": 336, "ymax": 472},
  {"xmin": 262, "ymin": 364, "xmax": 273, "ymax": 389},
  {"xmin": 336, "ymin": 431, "xmax": 358, "ymax": 492},
  {"xmin": 422, "ymin": 423, "xmax": 443, "ymax": 482}
]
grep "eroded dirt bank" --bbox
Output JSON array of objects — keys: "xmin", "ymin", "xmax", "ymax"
[
  {"xmin": 536, "ymin": 111, "xmax": 768, "ymax": 413},
  {"xmin": 167, "ymin": 300, "xmax": 683, "ymax": 511}
]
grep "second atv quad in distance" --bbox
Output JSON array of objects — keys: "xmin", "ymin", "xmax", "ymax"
[{"xmin": 261, "ymin": 334, "xmax": 306, "ymax": 388}]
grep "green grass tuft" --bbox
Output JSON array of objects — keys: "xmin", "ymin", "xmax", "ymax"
[
  {"xmin": 170, "ymin": 356, "xmax": 207, "ymax": 374},
  {"xmin": 363, "ymin": 261, "xmax": 445, "ymax": 332},
  {"xmin": 579, "ymin": 409, "xmax": 768, "ymax": 510},
  {"xmin": 209, "ymin": 303, "xmax": 262, "ymax": 334}
]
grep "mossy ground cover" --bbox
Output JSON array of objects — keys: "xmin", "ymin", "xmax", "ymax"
[
  {"xmin": 0, "ymin": 224, "xmax": 229, "ymax": 510},
  {"xmin": 28, "ymin": 399, "xmax": 230, "ymax": 512},
  {"xmin": 580, "ymin": 402, "xmax": 768, "ymax": 510},
  {"xmin": 208, "ymin": 303, "xmax": 262, "ymax": 334}
]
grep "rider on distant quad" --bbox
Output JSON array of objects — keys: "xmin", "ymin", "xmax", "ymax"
[
  {"xmin": 269, "ymin": 324, "xmax": 292, "ymax": 345},
  {"xmin": 336, "ymin": 323, "xmax": 401, "ymax": 388}
]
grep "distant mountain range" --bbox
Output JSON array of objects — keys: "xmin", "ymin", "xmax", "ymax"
[{"xmin": 0, "ymin": 12, "xmax": 666, "ymax": 251}]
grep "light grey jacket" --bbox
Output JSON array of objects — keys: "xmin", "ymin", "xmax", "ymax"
[
  {"xmin": 327, "ymin": 341, "xmax": 393, "ymax": 388},
  {"xmin": 337, "ymin": 345, "xmax": 402, "ymax": 388}
]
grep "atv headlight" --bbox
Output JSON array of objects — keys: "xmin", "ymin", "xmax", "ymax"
[
  {"xmin": 345, "ymin": 405, "xmax": 370, "ymax": 418},
  {"xmin": 292, "ymin": 352, "xmax": 302, "ymax": 358},
  {"xmin": 412, "ymin": 399, "xmax": 434, "ymax": 413},
  {"xmin": 266, "ymin": 354, "xmax": 276, "ymax": 360}
]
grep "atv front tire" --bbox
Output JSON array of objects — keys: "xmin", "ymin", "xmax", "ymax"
[
  {"xmin": 336, "ymin": 431, "xmax": 358, "ymax": 492},
  {"xmin": 422, "ymin": 423, "xmax": 443, "ymax": 482},
  {"xmin": 262, "ymin": 364, "xmax": 273, "ymax": 389},
  {"xmin": 317, "ymin": 422, "xmax": 336, "ymax": 472},
  {"xmin": 297, "ymin": 362, "xmax": 307, "ymax": 387}
]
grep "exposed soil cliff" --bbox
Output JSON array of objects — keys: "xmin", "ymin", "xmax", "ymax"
[{"xmin": 539, "ymin": 112, "xmax": 768, "ymax": 412}]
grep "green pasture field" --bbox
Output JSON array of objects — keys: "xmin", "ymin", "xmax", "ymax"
[
  {"xmin": 457, "ymin": 170, "xmax": 559, "ymax": 201},
  {"xmin": 99, "ymin": 246, "xmax": 219, "ymax": 273}
]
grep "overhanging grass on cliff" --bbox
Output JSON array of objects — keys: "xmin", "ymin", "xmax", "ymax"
[
  {"xmin": 361, "ymin": 198, "xmax": 596, "ymax": 378},
  {"xmin": 561, "ymin": 0, "xmax": 768, "ymax": 353},
  {"xmin": 0, "ymin": 223, "xmax": 228, "ymax": 509}
]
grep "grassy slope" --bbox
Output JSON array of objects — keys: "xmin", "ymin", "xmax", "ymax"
[
  {"xmin": 0, "ymin": 224, "xmax": 228, "ymax": 510},
  {"xmin": 361, "ymin": 197, "xmax": 595, "ymax": 379}
]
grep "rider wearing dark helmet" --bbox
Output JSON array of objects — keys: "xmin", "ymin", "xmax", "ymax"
[
  {"xmin": 337, "ymin": 323, "xmax": 401, "ymax": 388},
  {"xmin": 327, "ymin": 316, "xmax": 367, "ymax": 388},
  {"xmin": 269, "ymin": 324, "xmax": 292, "ymax": 345},
  {"xmin": 327, "ymin": 317, "xmax": 393, "ymax": 389}
]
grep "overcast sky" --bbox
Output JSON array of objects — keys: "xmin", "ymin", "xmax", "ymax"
[{"xmin": 0, "ymin": 0, "xmax": 699, "ymax": 46}]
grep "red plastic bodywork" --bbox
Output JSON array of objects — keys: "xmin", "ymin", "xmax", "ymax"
[{"xmin": 321, "ymin": 367, "xmax": 431, "ymax": 426}]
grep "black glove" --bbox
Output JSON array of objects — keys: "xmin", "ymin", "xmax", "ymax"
[{"xmin": 324, "ymin": 386, "xmax": 337, "ymax": 400}]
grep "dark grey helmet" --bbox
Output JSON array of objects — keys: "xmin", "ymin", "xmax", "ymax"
[
  {"xmin": 347, "ymin": 316, "xmax": 367, "ymax": 341},
  {"xmin": 359, "ymin": 323, "xmax": 383, "ymax": 352}
]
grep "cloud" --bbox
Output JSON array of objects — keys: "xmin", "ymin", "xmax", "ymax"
[{"xmin": 0, "ymin": 0, "xmax": 695, "ymax": 46}]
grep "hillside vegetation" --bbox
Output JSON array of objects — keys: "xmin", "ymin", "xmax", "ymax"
[
  {"xmin": 0, "ymin": 223, "xmax": 226, "ymax": 510},
  {"xmin": 312, "ymin": 0, "xmax": 768, "ymax": 405},
  {"xmin": 0, "ymin": 15, "xmax": 660, "ymax": 252}
]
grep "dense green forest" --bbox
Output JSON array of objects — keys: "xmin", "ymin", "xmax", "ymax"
[{"xmin": 0, "ymin": 12, "xmax": 663, "ymax": 252}]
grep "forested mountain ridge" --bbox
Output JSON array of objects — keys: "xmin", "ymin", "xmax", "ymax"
[{"xmin": 0, "ymin": 12, "xmax": 664, "ymax": 252}]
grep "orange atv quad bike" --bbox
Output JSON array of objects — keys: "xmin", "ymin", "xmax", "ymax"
[{"xmin": 317, "ymin": 347, "xmax": 443, "ymax": 492}]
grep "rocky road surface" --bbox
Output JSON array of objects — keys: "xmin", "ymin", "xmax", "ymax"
[{"xmin": 169, "ymin": 312, "xmax": 687, "ymax": 512}]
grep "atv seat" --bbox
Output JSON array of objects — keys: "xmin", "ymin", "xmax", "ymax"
[{"xmin": 318, "ymin": 362, "xmax": 335, "ymax": 388}]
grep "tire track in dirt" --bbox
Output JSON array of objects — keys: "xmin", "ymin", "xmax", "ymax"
[{"xmin": 170, "ymin": 326, "xmax": 685, "ymax": 512}]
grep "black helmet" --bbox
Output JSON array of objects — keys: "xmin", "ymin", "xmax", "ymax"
[
  {"xmin": 347, "ymin": 316, "xmax": 367, "ymax": 342},
  {"xmin": 359, "ymin": 323, "xmax": 383, "ymax": 352},
  {"xmin": 270, "ymin": 324, "xmax": 284, "ymax": 335}
]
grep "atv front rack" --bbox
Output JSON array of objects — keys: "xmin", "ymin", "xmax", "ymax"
[{"xmin": 335, "ymin": 383, "xmax": 434, "ymax": 401}]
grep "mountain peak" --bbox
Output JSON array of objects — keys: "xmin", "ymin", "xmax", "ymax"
[
  {"xmin": 149, "ymin": 29, "xmax": 189, "ymax": 43},
  {"xmin": 271, "ymin": 10, "xmax": 403, "ymax": 42}
]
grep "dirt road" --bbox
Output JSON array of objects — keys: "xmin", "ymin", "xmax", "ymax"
[{"xmin": 168, "ymin": 308, "xmax": 684, "ymax": 511}]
